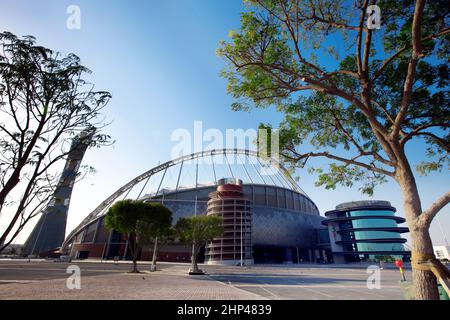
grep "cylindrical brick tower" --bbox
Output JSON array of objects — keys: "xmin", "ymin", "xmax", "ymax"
[{"xmin": 206, "ymin": 178, "xmax": 253, "ymax": 265}]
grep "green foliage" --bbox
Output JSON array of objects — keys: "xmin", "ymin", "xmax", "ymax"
[
  {"xmin": 219, "ymin": 0, "xmax": 449, "ymax": 195},
  {"xmin": 105, "ymin": 200, "xmax": 141, "ymax": 235},
  {"xmin": 278, "ymin": 91, "xmax": 388, "ymax": 195},
  {"xmin": 104, "ymin": 200, "xmax": 172, "ymax": 272},
  {"xmin": 174, "ymin": 215, "xmax": 224, "ymax": 245},
  {"xmin": 217, "ymin": 9, "xmax": 300, "ymax": 110},
  {"xmin": 136, "ymin": 203, "xmax": 173, "ymax": 245},
  {"xmin": 256, "ymin": 123, "xmax": 273, "ymax": 160},
  {"xmin": 374, "ymin": 255, "xmax": 395, "ymax": 263},
  {"xmin": 314, "ymin": 164, "xmax": 388, "ymax": 196},
  {"xmin": 105, "ymin": 200, "xmax": 172, "ymax": 244}
]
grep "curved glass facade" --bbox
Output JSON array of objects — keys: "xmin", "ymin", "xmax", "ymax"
[{"xmin": 323, "ymin": 201, "xmax": 409, "ymax": 263}]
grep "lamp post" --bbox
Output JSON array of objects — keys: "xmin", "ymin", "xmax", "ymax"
[{"xmin": 240, "ymin": 210, "xmax": 243, "ymax": 267}]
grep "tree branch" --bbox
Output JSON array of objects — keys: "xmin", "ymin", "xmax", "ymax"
[
  {"xmin": 277, "ymin": 0, "xmax": 327, "ymax": 77},
  {"xmin": 415, "ymin": 191, "xmax": 450, "ymax": 229},
  {"xmin": 400, "ymin": 123, "xmax": 450, "ymax": 147},
  {"xmin": 356, "ymin": 1, "xmax": 368, "ymax": 76},
  {"xmin": 391, "ymin": 0, "xmax": 426, "ymax": 139},
  {"xmin": 284, "ymin": 149, "xmax": 395, "ymax": 177},
  {"xmin": 372, "ymin": 27, "xmax": 450, "ymax": 81}
]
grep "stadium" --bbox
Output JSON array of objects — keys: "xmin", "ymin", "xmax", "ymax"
[{"xmin": 62, "ymin": 149, "xmax": 330, "ymax": 264}]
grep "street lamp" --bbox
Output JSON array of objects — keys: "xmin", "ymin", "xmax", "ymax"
[{"xmin": 240, "ymin": 210, "xmax": 243, "ymax": 267}]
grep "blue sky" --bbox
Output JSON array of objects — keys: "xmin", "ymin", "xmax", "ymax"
[{"xmin": 1, "ymin": 0, "xmax": 448, "ymax": 246}]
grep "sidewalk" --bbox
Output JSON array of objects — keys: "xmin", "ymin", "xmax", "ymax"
[{"xmin": 0, "ymin": 264, "xmax": 266, "ymax": 300}]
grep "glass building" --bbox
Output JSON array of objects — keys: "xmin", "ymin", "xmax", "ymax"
[{"xmin": 322, "ymin": 200, "xmax": 410, "ymax": 263}]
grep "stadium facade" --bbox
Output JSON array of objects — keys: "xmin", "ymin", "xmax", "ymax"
[
  {"xmin": 61, "ymin": 150, "xmax": 409, "ymax": 265},
  {"xmin": 62, "ymin": 149, "xmax": 329, "ymax": 264}
]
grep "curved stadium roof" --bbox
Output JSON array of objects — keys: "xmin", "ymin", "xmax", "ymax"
[{"xmin": 63, "ymin": 149, "xmax": 311, "ymax": 248}]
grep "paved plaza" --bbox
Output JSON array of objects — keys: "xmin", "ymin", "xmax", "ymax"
[{"xmin": 0, "ymin": 260, "xmax": 409, "ymax": 300}]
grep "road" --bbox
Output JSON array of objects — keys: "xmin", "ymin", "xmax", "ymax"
[{"xmin": 203, "ymin": 264, "xmax": 408, "ymax": 299}]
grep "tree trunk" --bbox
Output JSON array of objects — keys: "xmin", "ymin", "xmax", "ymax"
[
  {"xmin": 0, "ymin": 191, "xmax": 28, "ymax": 250},
  {"xmin": 129, "ymin": 238, "xmax": 139, "ymax": 273},
  {"xmin": 410, "ymin": 228, "xmax": 440, "ymax": 300},
  {"xmin": 151, "ymin": 237, "xmax": 158, "ymax": 271},
  {"xmin": 131, "ymin": 255, "xmax": 138, "ymax": 273},
  {"xmin": 397, "ymin": 164, "xmax": 439, "ymax": 300},
  {"xmin": 190, "ymin": 242, "xmax": 200, "ymax": 273},
  {"xmin": 0, "ymin": 115, "xmax": 47, "ymax": 247}
]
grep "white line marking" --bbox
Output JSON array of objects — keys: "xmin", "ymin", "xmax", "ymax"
[
  {"xmin": 205, "ymin": 275, "xmax": 267, "ymax": 300},
  {"xmin": 284, "ymin": 279, "xmax": 334, "ymax": 298},
  {"xmin": 298, "ymin": 285, "xmax": 334, "ymax": 299},
  {"xmin": 256, "ymin": 280, "xmax": 280, "ymax": 300}
]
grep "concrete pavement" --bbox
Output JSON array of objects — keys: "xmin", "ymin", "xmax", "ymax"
[{"xmin": 0, "ymin": 260, "xmax": 408, "ymax": 300}]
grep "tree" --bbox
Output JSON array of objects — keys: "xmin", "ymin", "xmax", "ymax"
[
  {"xmin": 105, "ymin": 200, "xmax": 172, "ymax": 273},
  {"xmin": 0, "ymin": 32, "xmax": 112, "ymax": 252},
  {"xmin": 218, "ymin": 0, "xmax": 449, "ymax": 299},
  {"xmin": 136, "ymin": 203, "xmax": 173, "ymax": 271},
  {"xmin": 105, "ymin": 200, "xmax": 141, "ymax": 273},
  {"xmin": 174, "ymin": 215, "xmax": 223, "ymax": 274}
]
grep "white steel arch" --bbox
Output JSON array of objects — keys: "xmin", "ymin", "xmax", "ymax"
[{"xmin": 62, "ymin": 148, "xmax": 308, "ymax": 249}]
